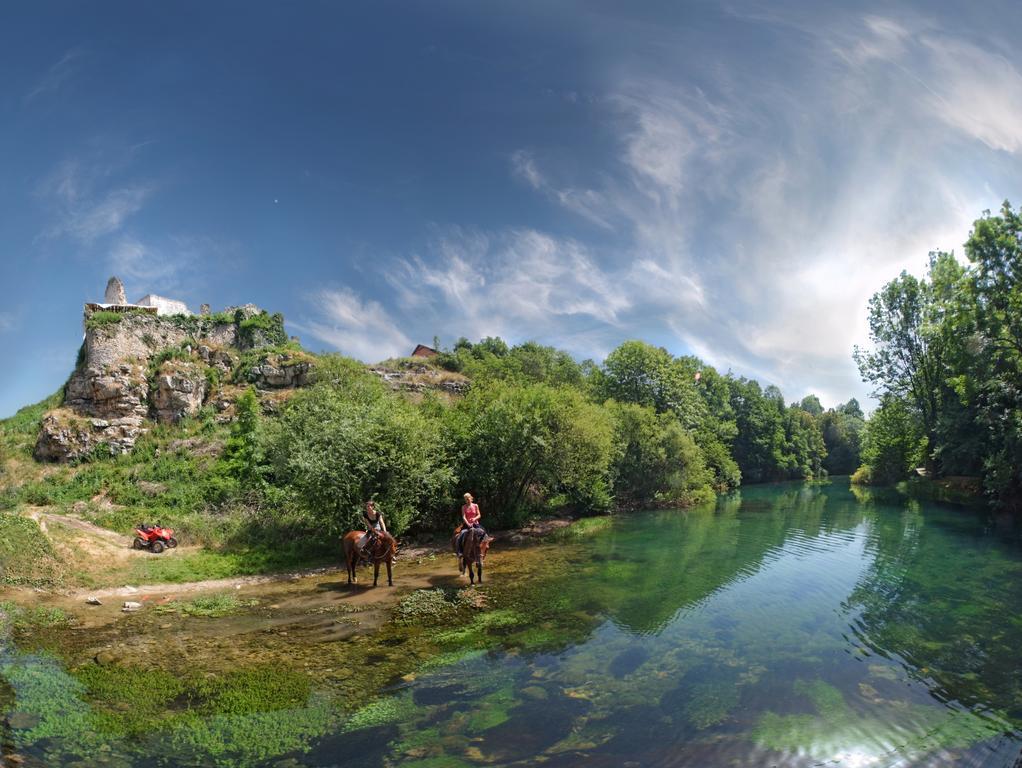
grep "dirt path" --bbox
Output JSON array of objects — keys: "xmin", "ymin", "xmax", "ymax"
[{"xmin": 26, "ymin": 508, "xmax": 131, "ymax": 546}]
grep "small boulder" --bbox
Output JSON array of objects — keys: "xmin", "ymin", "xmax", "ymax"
[
  {"xmin": 85, "ymin": 597, "xmax": 102, "ymax": 606},
  {"xmin": 122, "ymin": 601, "xmax": 143, "ymax": 612}
]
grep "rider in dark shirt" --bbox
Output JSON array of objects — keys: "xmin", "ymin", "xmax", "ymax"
[{"xmin": 359, "ymin": 501, "xmax": 387, "ymax": 560}]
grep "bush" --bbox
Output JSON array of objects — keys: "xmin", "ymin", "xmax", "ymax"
[
  {"xmin": 444, "ymin": 381, "xmax": 615, "ymax": 526},
  {"xmin": 608, "ymin": 401, "xmax": 715, "ymax": 506},
  {"xmin": 84, "ymin": 311, "xmax": 123, "ymax": 329},
  {"xmin": 263, "ymin": 369, "xmax": 453, "ymax": 535},
  {"xmin": 238, "ymin": 311, "xmax": 287, "ymax": 348}
]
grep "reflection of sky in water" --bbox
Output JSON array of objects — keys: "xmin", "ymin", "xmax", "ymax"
[{"xmin": 4, "ymin": 481, "xmax": 1022, "ymax": 767}]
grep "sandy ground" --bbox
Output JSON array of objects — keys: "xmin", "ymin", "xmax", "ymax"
[{"xmin": 2, "ymin": 508, "xmax": 574, "ymax": 638}]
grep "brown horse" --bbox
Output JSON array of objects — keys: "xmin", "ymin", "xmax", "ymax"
[
  {"xmin": 453, "ymin": 526, "xmax": 491, "ymax": 584},
  {"xmin": 341, "ymin": 530, "xmax": 397, "ymax": 587}
]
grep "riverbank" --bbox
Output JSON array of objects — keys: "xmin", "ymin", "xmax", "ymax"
[{"xmin": 0, "ymin": 516, "xmax": 608, "ymax": 767}]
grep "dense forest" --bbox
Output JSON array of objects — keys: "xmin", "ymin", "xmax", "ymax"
[{"xmin": 852, "ymin": 202, "xmax": 1022, "ymax": 511}]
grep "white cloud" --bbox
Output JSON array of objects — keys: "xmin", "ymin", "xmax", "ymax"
[
  {"xmin": 920, "ymin": 37, "xmax": 1022, "ymax": 154},
  {"xmin": 108, "ymin": 237, "xmax": 182, "ymax": 285},
  {"xmin": 496, "ymin": 14, "xmax": 1010, "ymax": 406},
  {"xmin": 310, "ymin": 7, "xmax": 1017, "ymax": 407},
  {"xmin": 0, "ymin": 312, "xmax": 15, "ymax": 334},
  {"xmin": 303, "ymin": 288, "xmax": 413, "ymax": 363}
]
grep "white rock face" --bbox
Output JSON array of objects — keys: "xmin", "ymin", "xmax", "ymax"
[
  {"xmin": 136, "ymin": 294, "xmax": 191, "ymax": 316},
  {"xmin": 104, "ymin": 276, "xmax": 128, "ymax": 304},
  {"xmin": 152, "ymin": 361, "xmax": 209, "ymax": 424}
]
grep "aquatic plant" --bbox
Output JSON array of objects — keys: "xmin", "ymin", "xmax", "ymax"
[{"xmin": 154, "ymin": 592, "xmax": 258, "ymax": 618}]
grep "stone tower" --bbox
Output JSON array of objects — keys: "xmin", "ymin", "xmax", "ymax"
[{"xmin": 104, "ymin": 276, "xmax": 127, "ymax": 305}]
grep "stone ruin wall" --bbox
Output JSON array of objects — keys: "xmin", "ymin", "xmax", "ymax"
[{"xmin": 82, "ymin": 313, "xmax": 239, "ymax": 371}]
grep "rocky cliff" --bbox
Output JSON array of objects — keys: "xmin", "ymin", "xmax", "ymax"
[{"xmin": 35, "ymin": 305, "xmax": 314, "ymax": 462}]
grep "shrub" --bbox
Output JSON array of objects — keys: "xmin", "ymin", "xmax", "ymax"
[
  {"xmin": 84, "ymin": 311, "xmax": 123, "ymax": 329},
  {"xmin": 444, "ymin": 381, "xmax": 615, "ymax": 525},
  {"xmin": 263, "ymin": 371, "xmax": 453, "ymax": 534}
]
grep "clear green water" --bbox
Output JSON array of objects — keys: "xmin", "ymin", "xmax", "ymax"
[{"xmin": 3, "ymin": 480, "xmax": 1022, "ymax": 766}]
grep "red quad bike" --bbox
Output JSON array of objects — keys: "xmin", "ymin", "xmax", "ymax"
[{"xmin": 132, "ymin": 524, "xmax": 178, "ymax": 554}]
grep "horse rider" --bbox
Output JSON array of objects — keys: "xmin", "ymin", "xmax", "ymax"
[
  {"xmin": 358, "ymin": 501, "xmax": 387, "ymax": 561},
  {"xmin": 456, "ymin": 493, "xmax": 485, "ymax": 563}
]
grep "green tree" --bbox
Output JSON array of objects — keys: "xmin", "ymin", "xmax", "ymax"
[
  {"xmin": 853, "ymin": 255, "xmax": 958, "ymax": 471},
  {"xmin": 728, "ymin": 377, "xmax": 787, "ymax": 482},
  {"xmin": 853, "ymin": 396, "xmax": 923, "ymax": 485},
  {"xmin": 444, "ymin": 381, "xmax": 615, "ymax": 526},
  {"xmin": 224, "ymin": 387, "xmax": 262, "ymax": 486},
  {"xmin": 264, "ymin": 373, "xmax": 452, "ymax": 535},
  {"xmin": 606, "ymin": 402, "xmax": 714, "ymax": 506},
  {"xmin": 819, "ymin": 403, "xmax": 865, "ymax": 476},
  {"xmin": 798, "ymin": 394, "xmax": 824, "ymax": 416}
]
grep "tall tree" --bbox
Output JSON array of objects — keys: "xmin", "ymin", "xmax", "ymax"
[{"xmin": 853, "ymin": 254, "xmax": 957, "ymax": 472}]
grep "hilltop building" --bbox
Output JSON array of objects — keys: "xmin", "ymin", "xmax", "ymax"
[
  {"xmin": 411, "ymin": 344, "xmax": 439, "ymax": 359},
  {"xmin": 86, "ymin": 276, "xmax": 193, "ymax": 316}
]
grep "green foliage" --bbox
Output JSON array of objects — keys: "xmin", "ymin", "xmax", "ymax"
[
  {"xmin": 819, "ymin": 401, "xmax": 865, "ymax": 475},
  {"xmin": 238, "ymin": 311, "xmax": 287, "ymax": 348},
  {"xmin": 154, "ymin": 592, "xmax": 258, "ymax": 618},
  {"xmin": 233, "ymin": 341, "xmax": 306, "ymax": 383},
  {"xmin": 264, "ymin": 367, "xmax": 452, "ymax": 534},
  {"xmin": 607, "ymin": 401, "xmax": 714, "ymax": 506},
  {"xmin": 852, "ymin": 204, "xmax": 1022, "ymax": 505},
  {"xmin": 438, "ymin": 337, "xmax": 586, "ymax": 386},
  {"xmin": 854, "ymin": 396, "xmax": 923, "ymax": 485},
  {"xmin": 223, "ymin": 387, "xmax": 262, "ymax": 485},
  {"xmin": 445, "ymin": 381, "xmax": 615, "ymax": 525}
]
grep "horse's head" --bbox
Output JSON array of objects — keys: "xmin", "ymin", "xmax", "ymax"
[{"xmin": 374, "ymin": 531, "xmax": 398, "ymax": 559}]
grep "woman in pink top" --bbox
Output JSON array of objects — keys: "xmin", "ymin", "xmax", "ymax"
[{"xmin": 456, "ymin": 492, "xmax": 485, "ymax": 556}]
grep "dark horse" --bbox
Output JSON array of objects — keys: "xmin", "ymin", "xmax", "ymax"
[
  {"xmin": 453, "ymin": 526, "xmax": 491, "ymax": 584},
  {"xmin": 341, "ymin": 530, "xmax": 397, "ymax": 587}
]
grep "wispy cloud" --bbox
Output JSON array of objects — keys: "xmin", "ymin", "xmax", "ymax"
[
  {"xmin": 306, "ymin": 6, "xmax": 1018, "ymax": 406},
  {"xmin": 38, "ymin": 159, "xmax": 153, "ymax": 243},
  {"xmin": 302, "ymin": 288, "xmax": 413, "ymax": 362},
  {"xmin": 0, "ymin": 312, "xmax": 16, "ymax": 334},
  {"xmin": 510, "ymin": 150, "xmax": 612, "ymax": 228},
  {"xmin": 24, "ymin": 47, "xmax": 86, "ymax": 103},
  {"xmin": 106, "ymin": 234, "xmax": 239, "ymax": 300}
]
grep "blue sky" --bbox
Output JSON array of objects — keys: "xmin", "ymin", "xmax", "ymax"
[{"xmin": 3, "ymin": 1, "xmax": 1022, "ymax": 417}]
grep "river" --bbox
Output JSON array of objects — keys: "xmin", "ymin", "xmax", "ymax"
[{"xmin": 2, "ymin": 480, "xmax": 1021, "ymax": 767}]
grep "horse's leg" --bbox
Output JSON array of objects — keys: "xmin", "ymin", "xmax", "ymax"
[
  {"xmin": 386, "ymin": 557, "xmax": 393, "ymax": 587},
  {"xmin": 373, "ymin": 560, "xmax": 380, "ymax": 587},
  {"xmin": 477, "ymin": 560, "xmax": 483, "ymax": 583}
]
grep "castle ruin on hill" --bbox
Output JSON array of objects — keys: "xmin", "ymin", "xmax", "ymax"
[{"xmin": 34, "ymin": 276, "xmax": 313, "ymax": 462}]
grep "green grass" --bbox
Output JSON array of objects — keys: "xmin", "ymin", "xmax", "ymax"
[
  {"xmin": 120, "ymin": 542, "xmax": 335, "ymax": 586},
  {"xmin": 154, "ymin": 593, "xmax": 258, "ymax": 618},
  {"xmin": 0, "ymin": 601, "xmax": 74, "ymax": 633},
  {"xmin": 84, "ymin": 311, "xmax": 124, "ymax": 329},
  {"xmin": 552, "ymin": 515, "xmax": 615, "ymax": 540},
  {"xmin": 0, "ymin": 511, "xmax": 65, "ymax": 587}
]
